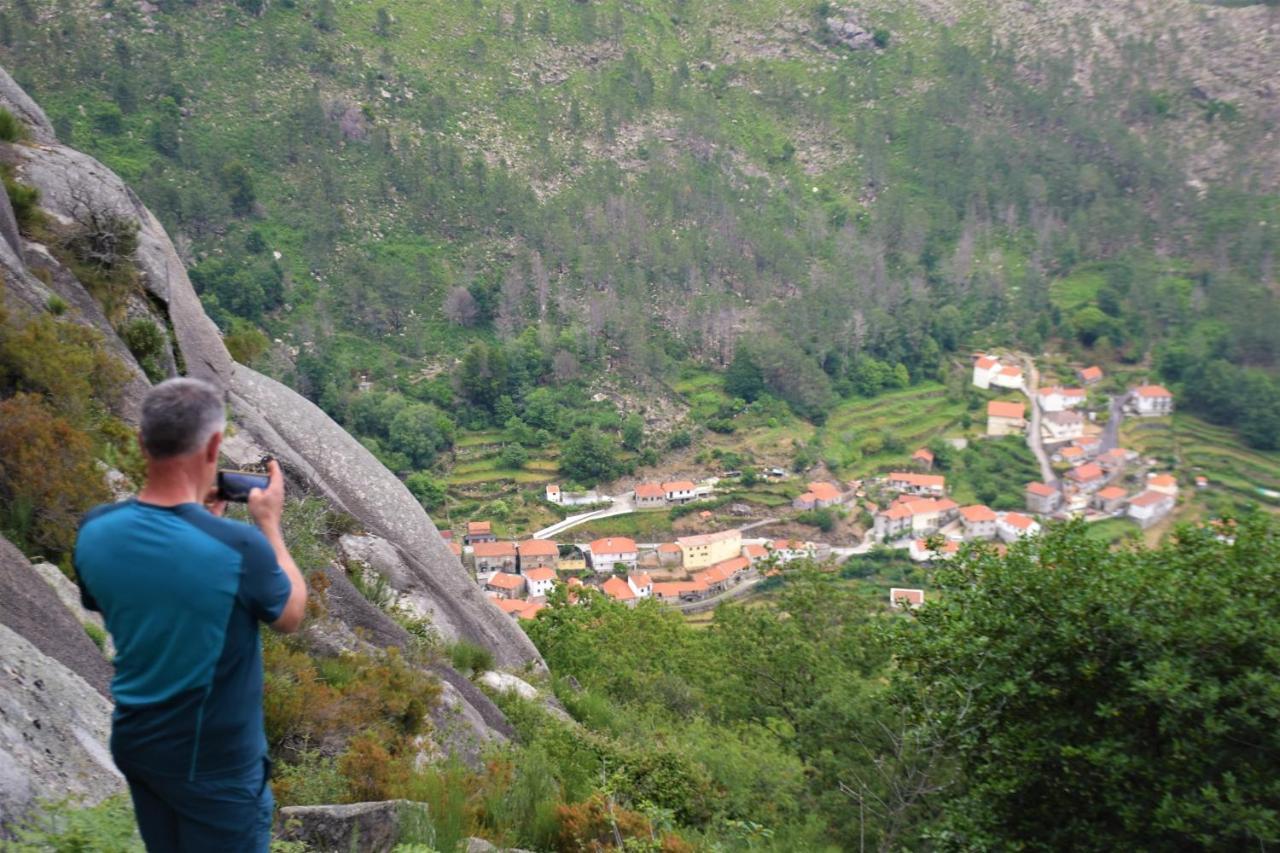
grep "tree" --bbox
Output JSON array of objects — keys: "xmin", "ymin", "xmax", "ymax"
[
  {"xmin": 219, "ymin": 160, "xmax": 256, "ymax": 216},
  {"xmin": 387, "ymin": 402, "xmax": 455, "ymax": 469},
  {"xmin": 559, "ymin": 427, "xmax": 622, "ymax": 485},
  {"xmin": 499, "ymin": 443, "xmax": 529, "ymax": 470},
  {"xmin": 442, "ymin": 286, "xmax": 479, "ymax": 327},
  {"xmin": 404, "ymin": 472, "xmax": 446, "ymax": 510},
  {"xmin": 621, "ymin": 414, "xmax": 645, "ymax": 451},
  {"xmin": 893, "ymin": 520, "xmax": 1280, "ymax": 849},
  {"xmin": 724, "ymin": 347, "xmax": 764, "ymax": 402}
]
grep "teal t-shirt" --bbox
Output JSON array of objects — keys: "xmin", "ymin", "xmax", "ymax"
[{"xmin": 74, "ymin": 500, "xmax": 291, "ymax": 780}]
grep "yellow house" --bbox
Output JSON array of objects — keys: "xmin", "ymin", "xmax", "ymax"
[{"xmin": 676, "ymin": 529, "xmax": 743, "ymax": 570}]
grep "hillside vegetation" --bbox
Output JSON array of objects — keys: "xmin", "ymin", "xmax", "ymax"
[{"xmin": 3, "ymin": 0, "xmax": 1278, "ymax": 507}]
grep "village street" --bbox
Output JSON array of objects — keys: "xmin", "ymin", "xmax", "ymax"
[{"xmin": 1017, "ymin": 353, "xmax": 1057, "ymax": 485}]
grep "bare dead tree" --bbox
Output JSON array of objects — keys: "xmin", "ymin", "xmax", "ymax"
[{"xmin": 442, "ymin": 286, "xmax": 479, "ymax": 327}]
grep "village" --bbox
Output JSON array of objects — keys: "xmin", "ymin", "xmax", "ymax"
[{"xmin": 445, "ymin": 352, "xmax": 1184, "ymax": 620}]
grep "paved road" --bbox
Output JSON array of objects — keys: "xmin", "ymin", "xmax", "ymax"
[
  {"xmin": 1101, "ymin": 394, "xmax": 1126, "ymax": 451},
  {"xmin": 532, "ymin": 496, "xmax": 633, "ymax": 539},
  {"xmin": 1019, "ymin": 355, "xmax": 1056, "ymax": 485}
]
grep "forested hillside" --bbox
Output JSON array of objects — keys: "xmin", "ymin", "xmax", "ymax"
[{"xmin": 3, "ymin": 0, "xmax": 1278, "ymax": 478}]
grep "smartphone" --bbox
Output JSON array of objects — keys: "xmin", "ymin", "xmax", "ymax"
[{"xmin": 217, "ymin": 470, "xmax": 270, "ymax": 503}]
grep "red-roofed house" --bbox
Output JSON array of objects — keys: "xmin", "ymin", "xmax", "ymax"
[
  {"xmin": 517, "ymin": 601, "xmax": 546, "ymax": 620},
  {"xmin": 912, "ymin": 447, "xmax": 934, "ymax": 470},
  {"xmin": 742, "ymin": 543, "xmax": 769, "ymax": 564},
  {"xmin": 886, "ymin": 472, "xmax": 947, "ymax": 497},
  {"xmin": 628, "ymin": 572, "xmax": 653, "ymax": 599},
  {"xmin": 545, "ymin": 484, "xmax": 562, "ymax": 503},
  {"xmin": 693, "ymin": 556, "xmax": 751, "ymax": 593},
  {"xmin": 972, "ymin": 355, "xmax": 1001, "ymax": 389},
  {"xmin": 522, "ymin": 566, "xmax": 557, "ymax": 598},
  {"xmin": 447, "ymin": 541, "xmax": 463, "ymax": 558},
  {"xmin": 517, "ymin": 539, "xmax": 559, "ymax": 571},
  {"xmin": 959, "ymin": 505, "xmax": 998, "ymax": 540},
  {"xmin": 1066, "ymin": 463, "xmax": 1106, "ymax": 493},
  {"xmin": 793, "ymin": 481, "xmax": 845, "ymax": 510},
  {"xmin": 997, "ymin": 512, "xmax": 1041, "ymax": 542},
  {"xmin": 492, "ymin": 597, "xmax": 529, "ymax": 616},
  {"xmin": 1093, "ymin": 486, "xmax": 1128, "ymax": 514},
  {"xmin": 1147, "ymin": 474, "xmax": 1178, "ymax": 496},
  {"xmin": 890, "ymin": 588, "xmax": 925, "ymax": 609},
  {"xmin": 473, "ymin": 540, "xmax": 517, "ymax": 575},
  {"xmin": 588, "ymin": 538, "xmax": 638, "ymax": 574},
  {"xmin": 992, "ymin": 364, "xmax": 1025, "ymax": 390},
  {"xmin": 1128, "ymin": 490, "xmax": 1175, "ymax": 528},
  {"xmin": 1098, "ymin": 447, "xmax": 1134, "ymax": 471},
  {"xmin": 485, "ymin": 571, "xmax": 525, "ymax": 599},
  {"xmin": 1078, "ymin": 365, "xmax": 1103, "ymax": 385},
  {"xmin": 1025, "ymin": 481, "xmax": 1062, "ymax": 514},
  {"xmin": 874, "ymin": 498, "xmax": 959, "ymax": 541},
  {"xmin": 1038, "ymin": 386, "xmax": 1087, "ymax": 413},
  {"xmin": 987, "ymin": 400, "xmax": 1027, "ymax": 436},
  {"xmin": 909, "ymin": 539, "xmax": 960, "ymax": 563},
  {"xmin": 663, "ymin": 480, "xmax": 698, "ymax": 504},
  {"xmin": 465, "ymin": 520, "xmax": 496, "ymax": 545},
  {"xmin": 652, "ymin": 580, "xmax": 709, "ymax": 604},
  {"xmin": 1073, "ymin": 435, "xmax": 1102, "ymax": 458},
  {"xmin": 1057, "ymin": 445, "xmax": 1085, "ymax": 465},
  {"xmin": 634, "ymin": 482, "xmax": 667, "ymax": 509},
  {"xmin": 601, "ymin": 575, "xmax": 637, "ymax": 605},
  {"xmin": 1042, "ymin": 410, "xmax": 1085, "ymax": 442},
  {"xmin": 1131, "ymin": 385, "xmax": 1174, "ymax": 416},
  {"xmin": 657, "ymin": 543, "xmax": 683, "ymax": 566}
]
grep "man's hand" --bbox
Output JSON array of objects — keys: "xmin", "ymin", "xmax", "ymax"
[
  {"xmin": 202, "ymin": 486, "xmax": 227, "ymax": 518},
  {"xmin": 248, "ymin": 459, "xmax": 285, "ymax": 534}
]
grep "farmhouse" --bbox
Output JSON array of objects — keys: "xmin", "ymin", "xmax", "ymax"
[
  {"xmin": 1078, "ymin": 365, "xmax": 1103, "ymax": 385},
  {"xmin": 793, "ymin": 481, "xmax": 844, "ymax": 510},
  {"xmin": 890, "ymin": 588, "xmax": 925, "ymax": 609},
  {"xmin": 1037, "ymin": 386, "xmax": 1087, "ymax": 413},
  {"xmin": 516, "ymin": 539, "xmax": 559, "ymax": 571},
  {"xmin": 473, "ymin": 540, "xmax": 517, "ymax": 576},
  {"xmin": 987, "ymin": 400, "xmax": 1027, "ymax": 437},
  {"xmin": 1042, "ymin": 410, "xmax": 1085, "ymax": 442},
  {"xmin": 652, "ymin": 580, "xmax": 710, "ymax": 604},
  {"xmin": 587, "ymin": 537, "xmax": 639, "ymax": 574},
  {"xmin": 1131, "ymin": 385, "xmax": 1174, "ymax": 416},
  {"xmin": 1098, "ymin": 447, "xmax": 1135, "ymax": 471},
  {"xmin": 465, "ymin": 520, "xmax": 496, "ymax": 545},
  {"xmin": 874, "ymin": 498, "xmax": 959, "ymax": 541},
  {"xmin": 677, "ymin": 529, "xmax": 743, "ymax": 570},
  {"xmin": 958, "ymin": 504, "xmax": 998, "ymax": 540},
  {"xmin": 485, "ymin": 571, "xmax": 525, "ymax": 599},
  {"xmin": 663, "ymin": 480, "xmax": 698, "ymax": 504},
  {"xmin": 972, "ymin": 355, "xmax": 1001, "ymax": 389},
  {"xmin": 1093, "ymin": 486, "xmax": 1128, "ymax": 514},
  {"xmin": 997, "ymin": 512, "xmax": 1041, "ymax": 542},
  {"xmin": 1066, "ymin": 462, "xmax": 1106, "ymax": 493},
  {"xmin": 1025, "ymin": 481, "xmax": 1062, "ymax": 514},
  {"xmin": 601, "ymin": 575, "xmax": 637, "ymax": 606},
  {"xmin": 1147, "ymin": 474, "xmax": 1178, "ymax": 496},
  {"xmin": 1128, "ymin": 490, "xmax": 1175, "ymax": 528},
  {"xmin": 634, "ymin": 482, "xmax": 667, "ymax": 509},
  {"xmin": 911, "ymin": 447, "xmax": 934, "ymax": 470},
  {"xmin": 886, "ymin": 472, "xmax": 947, "ymax": 497},
  {"xmin": 992, "ymin": 364, "xmax": 1025, "ymax": 390},
  {"xmin": 693, "ymin": 556, "xmax": 751, "ymax": 593},
  {"xmin": 522, "ymin": 566, "xmax": 557, "ymax": 598},
  {"xmin": 628, "ymin": 572, "xmax": 653, "ymax": 599}
]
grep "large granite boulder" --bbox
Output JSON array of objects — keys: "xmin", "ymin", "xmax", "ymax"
[
  {"xmin": 0, "ymin": 536, "xmax": 111, "ymax": 697},
  {"xmin": 0, "ymin": 66, "xmax": 56, "ymax": 144},
  {"xmin": 230, "ymin": 366, "xmax": 543, "ymax": 671},
  {"xmin": 0, "ymin": 623, "xmax": 122, "ymax": 828},
  {"xmin": 274, "ymin": 800, "xmax": 421, "ymax": 852}
]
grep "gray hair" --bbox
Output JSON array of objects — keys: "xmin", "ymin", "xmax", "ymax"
[{"xmin": 140, "ymin": 378, "xmax": 227, "ymax": 459}]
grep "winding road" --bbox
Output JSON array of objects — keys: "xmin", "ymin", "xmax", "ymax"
[{"xmin": 1019, "ymin": 355, "xmax": 1056, "ymax": 485}]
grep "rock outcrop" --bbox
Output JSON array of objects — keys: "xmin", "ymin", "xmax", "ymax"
[
  {"xmin": 274, "ymin": 800, "xmax": 417, "ymax": 853},
  {"xmin": 0, "ymin": 624, "xmax": 122, "ymax": 828}
]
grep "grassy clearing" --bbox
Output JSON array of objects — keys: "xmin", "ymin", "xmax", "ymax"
[
  {"xmin": 818, "ymin": 383, "xmax": 973, "ymax": 477},
  {"xmin": 1050, "ymin": 269, "xmax": 1106, "ymax": 311},
  {"xmin": 572, "ymin": 512, "xmax": 676, "ymax": 542}
]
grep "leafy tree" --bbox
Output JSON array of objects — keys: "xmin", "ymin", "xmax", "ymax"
[
  {"xmin": 893, "ymin": 520, "xmax": 1280, "ymax": 849},
  {"xmin": 621, "ymin": 414, "xmax": 644, "ymax": 451},
  {"xmin": 499, "ymin": 443, "xmax": 528, "ymax": 469},
  {"xmin": 404, "ymin": 472, "xmax": 446, "ymax": 511},
  {"xmin": 724, "ymin": 347, "xmax": 764, "ymax": 402},
  {"xmin": 387, "ymin": 402, "xmax": 455, "ymax": 469},
  {"xmin": 559, "ymin": 427, "xmax": 622, "ymax": 485}
]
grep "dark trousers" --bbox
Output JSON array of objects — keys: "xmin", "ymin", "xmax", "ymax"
[{"xmin": 121, "ymin": 757, "xmax": 273, "ymax": 852}]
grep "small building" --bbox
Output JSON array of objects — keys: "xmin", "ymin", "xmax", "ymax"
[
  {"xmin": 1147, "ymin": 474, "xmax": 1178, "ymax": 496},
  {"xmin": 628, "ymin": 572, "xmax": 653, "ymax": 599},
  {"xmin": 677, "ymin": 529, "xmax": 743, "ymax": 570},
  {"xmin": 874, "ymin": 498, "xmax": 959, "ymax": 541},
  {"xmin": 693, "ymin": 556, "xmax": 751, "ymax": 593},
  {"xmin": 909, "ymin": 539, "xmax": 959, "ymax": 563},
  {"xmin": 1073, "ymin": 436, "xmax": 1103, "ymax": 458},
  {"xmin": 1093, "ymin": 486, "xmax": 1128, "ymax": 514},
  {"xmin": 1025, "ymin": 482, "xmax": 1062, "ymax": 515},
  {"xmin": 1195, "ymin": 476, "xmax": 1210, "ymax": 490},
  {"xmin": 516, "ymin": 539, "xmax": 559, "ymax": 571},
  {"xmin": 991, "ymin": 364, "xmax": 1025, "ymax": 390},
  {"xmin": 890, "ymin": 588, "xmax": 925, "ymax": 609},
  {"xmin": 588, "ymin": 537, "xmax": 639, "ymax": 574},
  {"xmin": 742, "ymin": 543, "xmax": 769, "ymax": 565},
  {"xmin": 465, "ymin": 520, "xmax": 497, "ymax": 545},
  {"xmin": 1066, "ymin": 462, "xmax": 1106, "ymax": 493},
  {"xmin": 987, "ymin": 400, "xmax": 1027, "ymax": 437},
  {"xmin": 1078, "ymin": 365, "xmax": 1104, "ymax": 385},
  {"xmin": 886, "ymin": 472, "xmax": 947, "ymax": 497},
  {"xmin": 485, "ymin": 572, "xmax": 525, "ymax": 599},
  {"xmin": 1097, "ymin": 447, "xmax": 1134, "ymax": 471},
  {"xmin": 634, "ymin": 482, "xmax": 667, "ymax": 509},
  {"xmin": 1131, "ymin": 385, "xmax": 1174, "ymax": 416},
  {"xmin": 601, "ymin": 575, "xmax": 637, "ymax": 605},
  {"xmin": 972, "ymin": 355, "xmax": 1000, "ymax": 389},
  {"xmin": 997, "ymin": 512, "xmax": 1041, "ymax": 542},
  {"xmin": 911, "ymin": 447, "xmax": 934, "ymax": 470},
  {"xmin": 663, "ymin": 480, "xmax": 698, "ymax": 504},
  {"xmin": 1038, "ymin": 386, "xmax": 1087, "ymax": 413},
  {"xmin": 473, "ymin": 540, "xmax": 517, "ymax": 576},
  {"xmin": 652, "ymin": 580, "xmax": 710, "ymax": 604},
  {"xmin": 656, "ymin": 543, "xmax": 683, "ymax": 566},
  {"xmin": 545, "ymin": 484, "xmax": 562, "ymax": 504},
  {"xmin": 793, "ymin": 481, "xmax": 844, "ymax": 510},
  {"xmin": 958, "ymin": 504, "xmax": 998, "ymax": 541},
  {"xmin": 1128, "ymin": 490, "xmax": 1175, "ymax": 528},
  {"xmin": 1057, "ymin": 445, "xmax": 1085, "ymax": 465},
  {"xmin": 522, "ymin": 566, "xmax": 557, "ymax": 598},
  {"xmin": 1042, "ymin": 410, "xmax": 1085, "ymax": 442}
]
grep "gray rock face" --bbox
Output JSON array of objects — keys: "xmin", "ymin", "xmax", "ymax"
[
  {"xmin": 12, "ymin": 143, "xmax": 233, "ymax": 388},
  {"xmin": 229, "ymin": 365, "xmax": 543, "ymax": 671},
  {"xmin": 824, "ymin": 14, "xmax": 877, "ymax": 50},
  {"xmin": 0, "ymin": 179, "xmax": 19, "ymax": 256},
  {"xmin": 30, "ymin": 561, "xmax": 114, "ymax": 660},
  {"xmin": 479, "ymin": 671, "xmax": 539, "ymax": 702},
  {"xmin": 0, "ymin": 623, "xmax": 122, "ymax": 828},
  {"xmin": 274, "ymin": 800, "xmax": 421, "ymax": 852},
  {"xmin": 0, "ymin": 536, "xmax": 112, "ymax": 697},
  {"xmin": 0, "ymin": 66, "xmax": 56, "ymax": 144}
]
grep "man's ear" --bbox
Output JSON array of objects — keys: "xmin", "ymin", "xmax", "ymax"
[{"xmin": 205, "ymin": 430, "xmax": 222, "ymax": 464}]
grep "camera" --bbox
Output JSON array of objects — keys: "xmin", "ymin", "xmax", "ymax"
[{"xmin": 216, "ymin": 470, "xmax": 270, "ymax": 502}]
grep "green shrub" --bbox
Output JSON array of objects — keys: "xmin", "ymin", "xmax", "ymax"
[
  {"xmin": 5, "ymin": 794, "xmax": 143, "ymax": 852},
  {"xmin": 0, "ymin": 107, "xmax": 26, "ymax": 142},
  {"xmin": 2, "ymin": 164, "xmax": 40, "ymax": 230},
  {"xmin": 224, "ymin": 318, "xmax": 270, "ymax": 364},
  {"xmin": 46, "ymin": 295, "xmax": 68, "ymax": 316},
  {"xmin": 120, "ymin": 318, "xmax": 168, "ymax": 383},
  {"xmin": 449, "ymin": 639, "xmax": 494, "ymax": 677}
]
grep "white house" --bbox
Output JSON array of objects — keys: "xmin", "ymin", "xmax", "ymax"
[
  {"xmin": 972, "ymin": 355, "xmax": 1001, "ymax": 389},
  {"xmin": 997, "ymin": 512, "xmax": 1041, "ymax": 542},
  {"xmin": 1038, "ymin": 386, "xmax": 1087, "ymax": 413},
  {"xmin": 627, "ymin": 572, "xmax": 653, "ymax": 599},
  {"xmin": 545, "ymin": 484, "xmax": 562, "ymax": 503},
  {"xmin": 663, "ymin": 480, "xmax": 698, "ymax": 504},
  {"xmin": 991, "ymin": 364, "xmax": 1025, "ymax": 390},
  {"xmin": 890, "ymin": 588, "xmax": 925, "ymax": 609},
  {"xmin": 1147, "ymin": 474, "xmax": 1179, "ymax": 496},
  {"xmin": 1042, "ymin": 410, "xmax": 1085, "ymax": 442},
  {"xmin": 1131, "ymin": 385, "xmax": 1174, "ymax": 416},
  {"xmin": 958, "ymin": 505, "xmax": 998, "ymax": 541},
  {"xmin": 875, "ymin": 498, "xmax": 960, "ymax": 541},
  {"xmin": 1128, "ymin": 490, "xmax": 1175, "ymax": 527},
  {"xmin": 587, "ymin": 537, "xmax": 639, "ymax": 574},
  {"xmin": 886, "ymin": 472, "xmax": 946, "ymax": 497},
  {"xmin": 634, "ymin": 482, "xmax": 667, "ymax": 509},
  {"xmin": 1066, "ymin": 462, "xmax": 1106, "ymax": 494},
  {"xmin": 522, "ymin": 567, "xmax": 557, "ymax": 598},
  {"xmin": 1025, "ymin": 482, "xmax": 1062, "ymax": 515}
]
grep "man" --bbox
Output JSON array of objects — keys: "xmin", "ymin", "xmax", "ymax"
[{"xmin": 75, "ymin": 377, "xmax": 307, "ymax": 852}]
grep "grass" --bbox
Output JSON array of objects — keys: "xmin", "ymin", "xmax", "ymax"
[
  {"xmin": 1085, "ymin": 518, "xmax": 1139, "ymax": 545},
  {"xmin": 1050, "ymin": 269, "xmax": 1106, "ymax": 312},
  {"xmin": 817, "ymin": 383, "xmax": 972, "ymax": 477},
  {"xmin": 573, "ymin": 512, "xmax": 675, "ymax": 542}
]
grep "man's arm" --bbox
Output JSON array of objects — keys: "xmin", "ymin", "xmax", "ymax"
[{"xmin": 248, "ymin": 459, "xmax": 307, "ymax": 633}]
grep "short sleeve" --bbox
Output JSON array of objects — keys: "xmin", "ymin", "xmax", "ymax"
[{"xmin": 239, "ymin": 531, "xmax": 293, "ymax": 624}]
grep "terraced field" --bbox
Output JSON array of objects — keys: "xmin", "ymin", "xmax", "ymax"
[{"xmin": 818, "ymin": 383, "xmax": 976, "ymax": 477}]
